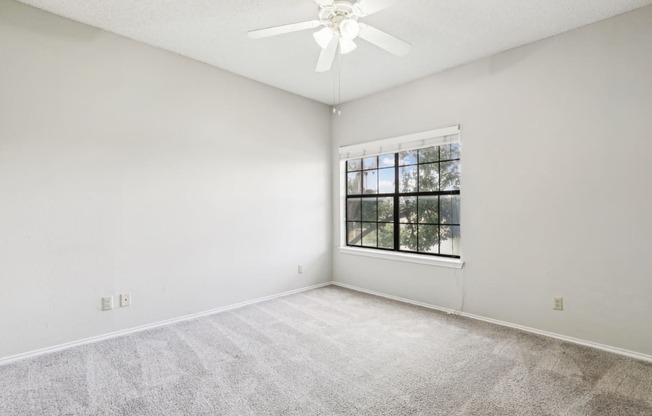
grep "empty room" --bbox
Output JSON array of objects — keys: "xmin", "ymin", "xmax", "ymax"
[{"xmin": 1, "ymin": 0, "xmax": 651, "ymax": 414}]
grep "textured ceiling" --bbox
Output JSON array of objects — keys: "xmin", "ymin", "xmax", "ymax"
[{"xmin": 16, "ymin": 0, "xmax": 652, "ymax": 104}]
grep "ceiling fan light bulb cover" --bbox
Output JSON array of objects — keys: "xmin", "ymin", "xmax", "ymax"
[
  {"xmin": 313, "ymin": 27, "xmax": 334, "ymax": 49},
  {"xmin": 339, "ymin": 18, "xmax": 360, "ymax": 40},
  {"xmin": 339, "ymin": 38, "xmax": 357, "ymax": 54}
]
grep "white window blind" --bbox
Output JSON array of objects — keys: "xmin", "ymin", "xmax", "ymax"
[{"xmin": 338, "ymin": 125, "xmax": 460, "ymax": 160}]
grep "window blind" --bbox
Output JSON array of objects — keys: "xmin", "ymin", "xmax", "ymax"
[{"xmin": 338, "ymin": 125, "xmax": 460, "ymax": 161}]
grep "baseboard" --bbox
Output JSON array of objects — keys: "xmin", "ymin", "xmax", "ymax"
[
  {"xmin": 6, "ymin": 280, "xmax": 650, "ymax": 366},
  {"xmin": 333, "ymin": 281, "xmax": 459, "ymax": 315},
  {"xmin": 0, "ymin": 281, "xmax": 333, "ymax": 366},
  {"xmin": 332, "ymin": 281, "xmax": 652, "ymax": 363}
]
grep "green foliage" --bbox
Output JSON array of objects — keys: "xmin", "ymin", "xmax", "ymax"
[
  {"xmin": 397, "ymin": 145, "xmax": 460, "ymax": 253},
  {"xmin": 346, "ymin": 144, "xmax": 460, "ymax": 255},
  {"xmin": 378, "ymin": 223, "xmax": 394, "ymax": 249}
]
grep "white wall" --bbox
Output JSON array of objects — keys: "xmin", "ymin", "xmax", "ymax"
[
  {"xmin": 3, "ymin": 0, "xmax": 651, "ymax": 361},
  {"xmin": 332, "ymin": 6, "xmax": 652, "ymax": 356},
  {"xmin": 0, "ymin": 0, "xmax": 331, "ymax": 359}
]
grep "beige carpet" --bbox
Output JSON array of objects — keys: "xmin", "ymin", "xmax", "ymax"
[{"xmin": 0, "ymin": 286, "xmax": 651, "ymax": 415}]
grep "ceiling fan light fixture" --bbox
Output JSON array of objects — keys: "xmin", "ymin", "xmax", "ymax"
[
  {"xmin": 247, "ymin": 0, "xmax": 411, "ymax": 72},
  {"xmin": 313, "ymin": 26, "xmax": 334, "ymax": 49},
  {"xmin": 339, "ymin": 38, "xmax": 357, "ymax": 54},
  {"xmin": 339, "ymin": 18, "xmax": 360, "ymax": 40}
]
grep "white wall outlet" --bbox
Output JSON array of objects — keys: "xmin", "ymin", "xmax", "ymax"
[
  {"xmin": 298, "ymin": 265, "xmax": 303, "ymax": 274},
  {"xmin": 102, "ymin": 296, "xmax": 113, "ymax": 311},
  {"xmin": 120, "ymin": 293, "xmax": 131, "ymax": 307},
  {"xmin": 553, "ymin": 296, "xmax": 564, "ymax": 311}
]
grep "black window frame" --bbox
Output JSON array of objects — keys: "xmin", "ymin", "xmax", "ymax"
[{"xmin": 345, "ymin": 145, "xmax": 461, "ymax": 259}]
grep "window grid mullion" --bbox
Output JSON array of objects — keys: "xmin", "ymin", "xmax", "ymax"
[
  {"xmin": 438, "ymin": 148, "xmax": 442, "ymax": 255},
  {"xmin": 394, "ymin": 153, "xmax": 400, "ymax": 251},
  {"xmin": 416, "ymin": 167, "xmax": 420, "ymax": 253},
  {"xmin": 345, "ymin": 146, "xmax": 459, "ymax": 258}
]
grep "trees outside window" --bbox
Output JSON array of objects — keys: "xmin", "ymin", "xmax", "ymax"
[{"xmin": 346, "ymin": 144, "xmax": 460, "ymax": 258}]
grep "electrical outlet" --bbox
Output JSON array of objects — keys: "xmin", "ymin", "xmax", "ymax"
[
  {"xmin": 120, "ymin": 293, "xmax": 131, "ymax": 307},
  {"xmin": 298, "ymin": 265, "xmax": 303, "ymax": 274},
  {"xmin": 102, "ymin": 296, "xmax": 113, "ymax": 311},
  {"xmin": 553, "ymin": 296, "xmax": 564, "ymax": 311}
]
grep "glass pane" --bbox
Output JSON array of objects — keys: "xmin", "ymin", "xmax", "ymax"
[
  {"xmin": 362, "ymin": 170, "xmax": 378, "ymax": 194},
  {"xmin": 440, "ymin": 161, "xmax": 460, "ymax": 191},
  {"xmin": 418, "ymin": 225, "xmax": 439, "ymax": 254},
  {"xmin": 399, "ymin": 166, "xmax": 417, "ymax": 193},
  {"xmin": 440, "ymin": 144, "xmax": 460, "ymax": 161},
  {"xmin": 418, "ymin": 196, "xmax": 438, "ymax": 224},
  {"xmin": 379, "ymin": 154, "xmax": 395, "ymax": 168},
  {"xmin": 361, "ymin": 198, "xmax": 377, "ymax": 222},
  {"xmin": 440, "ymin": 225, "xmax": 461, "ymax": 256},
  {"xmin": 347, "ymin": 222, "xmax": 362, "ymax": 246},
  {"xmin": 347, "ymin": 172, "xmax": 362, "ymax": 195},
  {"xmin": 362, "ymin": 223, "xmax": 378, "ymax": 247},
  {"xmin": 418, "ymin": 163, "xmax": 439, "ymax": 192},
  {"xmin": 440, "ymin": 195, "xmax": 461, "ymax": 224},
  {"xmin": 347, "ymin": 158, "xmax": 362, "ymax": 171},
  {"xmin": 378, "ymin": 223, "xmax": 394, "ymax": 249},
  {"xmin": 347, "ymin": 198, "xmax": 361, "ymax": 221},
  {"xmin": 378, "ymin": 168, "xmax": 395, "ymax": 193},
  {"xmin": 450, "ymin": 143, "xmax": 461, "ymax": 159},
  {"xmin": 378, "ymin": 197, "xmax": 394, "ymax": 222},
  {"xmin": 363, "ymin": 156, "xmax": 378, "ymax": 170},
  {"xmin": 398, "ymin": 196, "xmax": 416, "ymax": 224},
  {"xmin": 398, "ymin": 150, "xmax": 418, "ymax": 166},
  {"xmin": 419, "ymin": 147, "xmax": 439, "ymax": 163},
  {"xmin": 400, "ymin": 224, "xmax": 417, "ymax": 251}
]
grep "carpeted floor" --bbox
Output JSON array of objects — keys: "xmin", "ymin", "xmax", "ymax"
[{"xmin": 0, "ymin": 286, "xmax": 651, "ymax": 416}]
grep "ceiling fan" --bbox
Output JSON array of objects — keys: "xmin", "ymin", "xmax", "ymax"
[{"xmin": 247, "ymin": 0, "xmax": 411, "ymax": 72}]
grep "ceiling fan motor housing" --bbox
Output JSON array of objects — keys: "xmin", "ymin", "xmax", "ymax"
[
  {"xmin": 249, "ymin": 0, "xmax": 410, "ymax": 72},
  {"xmin": 318, "ymin": 0, "xmax": 362, "ymax": 37}
]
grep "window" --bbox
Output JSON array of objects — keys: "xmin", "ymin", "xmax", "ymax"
[{"xmin": 345, "ymin": 143, "xmax": 461, "ymax": 258}]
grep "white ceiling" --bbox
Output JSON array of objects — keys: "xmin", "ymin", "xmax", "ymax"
[{"xmin": 16, "ymin": 0, "xmax": 652, "ymax": 104}]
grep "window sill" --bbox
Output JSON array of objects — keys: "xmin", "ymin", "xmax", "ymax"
[{"xmin": 338, "ymin": 247, "xmax": 464, "ymax": 269}]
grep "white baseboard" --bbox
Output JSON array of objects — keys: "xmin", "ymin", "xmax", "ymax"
[
  {"xmin": 5, "ymin": 280, "xmax": 650, "ymax": 366},
  {"xmin": 0, "ymin": 282, "xmax": 332, "ymax": 366},
  {"xmin": 332, "ymin": 281, "xmax": 652, "ymax": 363}
]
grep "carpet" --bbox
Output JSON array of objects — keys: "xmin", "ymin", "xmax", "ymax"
[{"xmin": 0, "ymin": 286, "xmax": 651, "ymax": 415}]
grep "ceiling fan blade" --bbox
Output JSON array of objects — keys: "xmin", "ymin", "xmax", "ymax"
[
  {"xmin": 316, "ymin": 35, "xmax": 339, "ymax": 72},
  {"xmin": 358, "ymin": 23, "xmax": 411, "ymax": 56},
  {"xmin": 248, "ymin": 20, "xmax": 321, "ymax": 39},
  {"xmin": 356, "ymin": 0, "xmax": 392, "ymax": 16}
]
